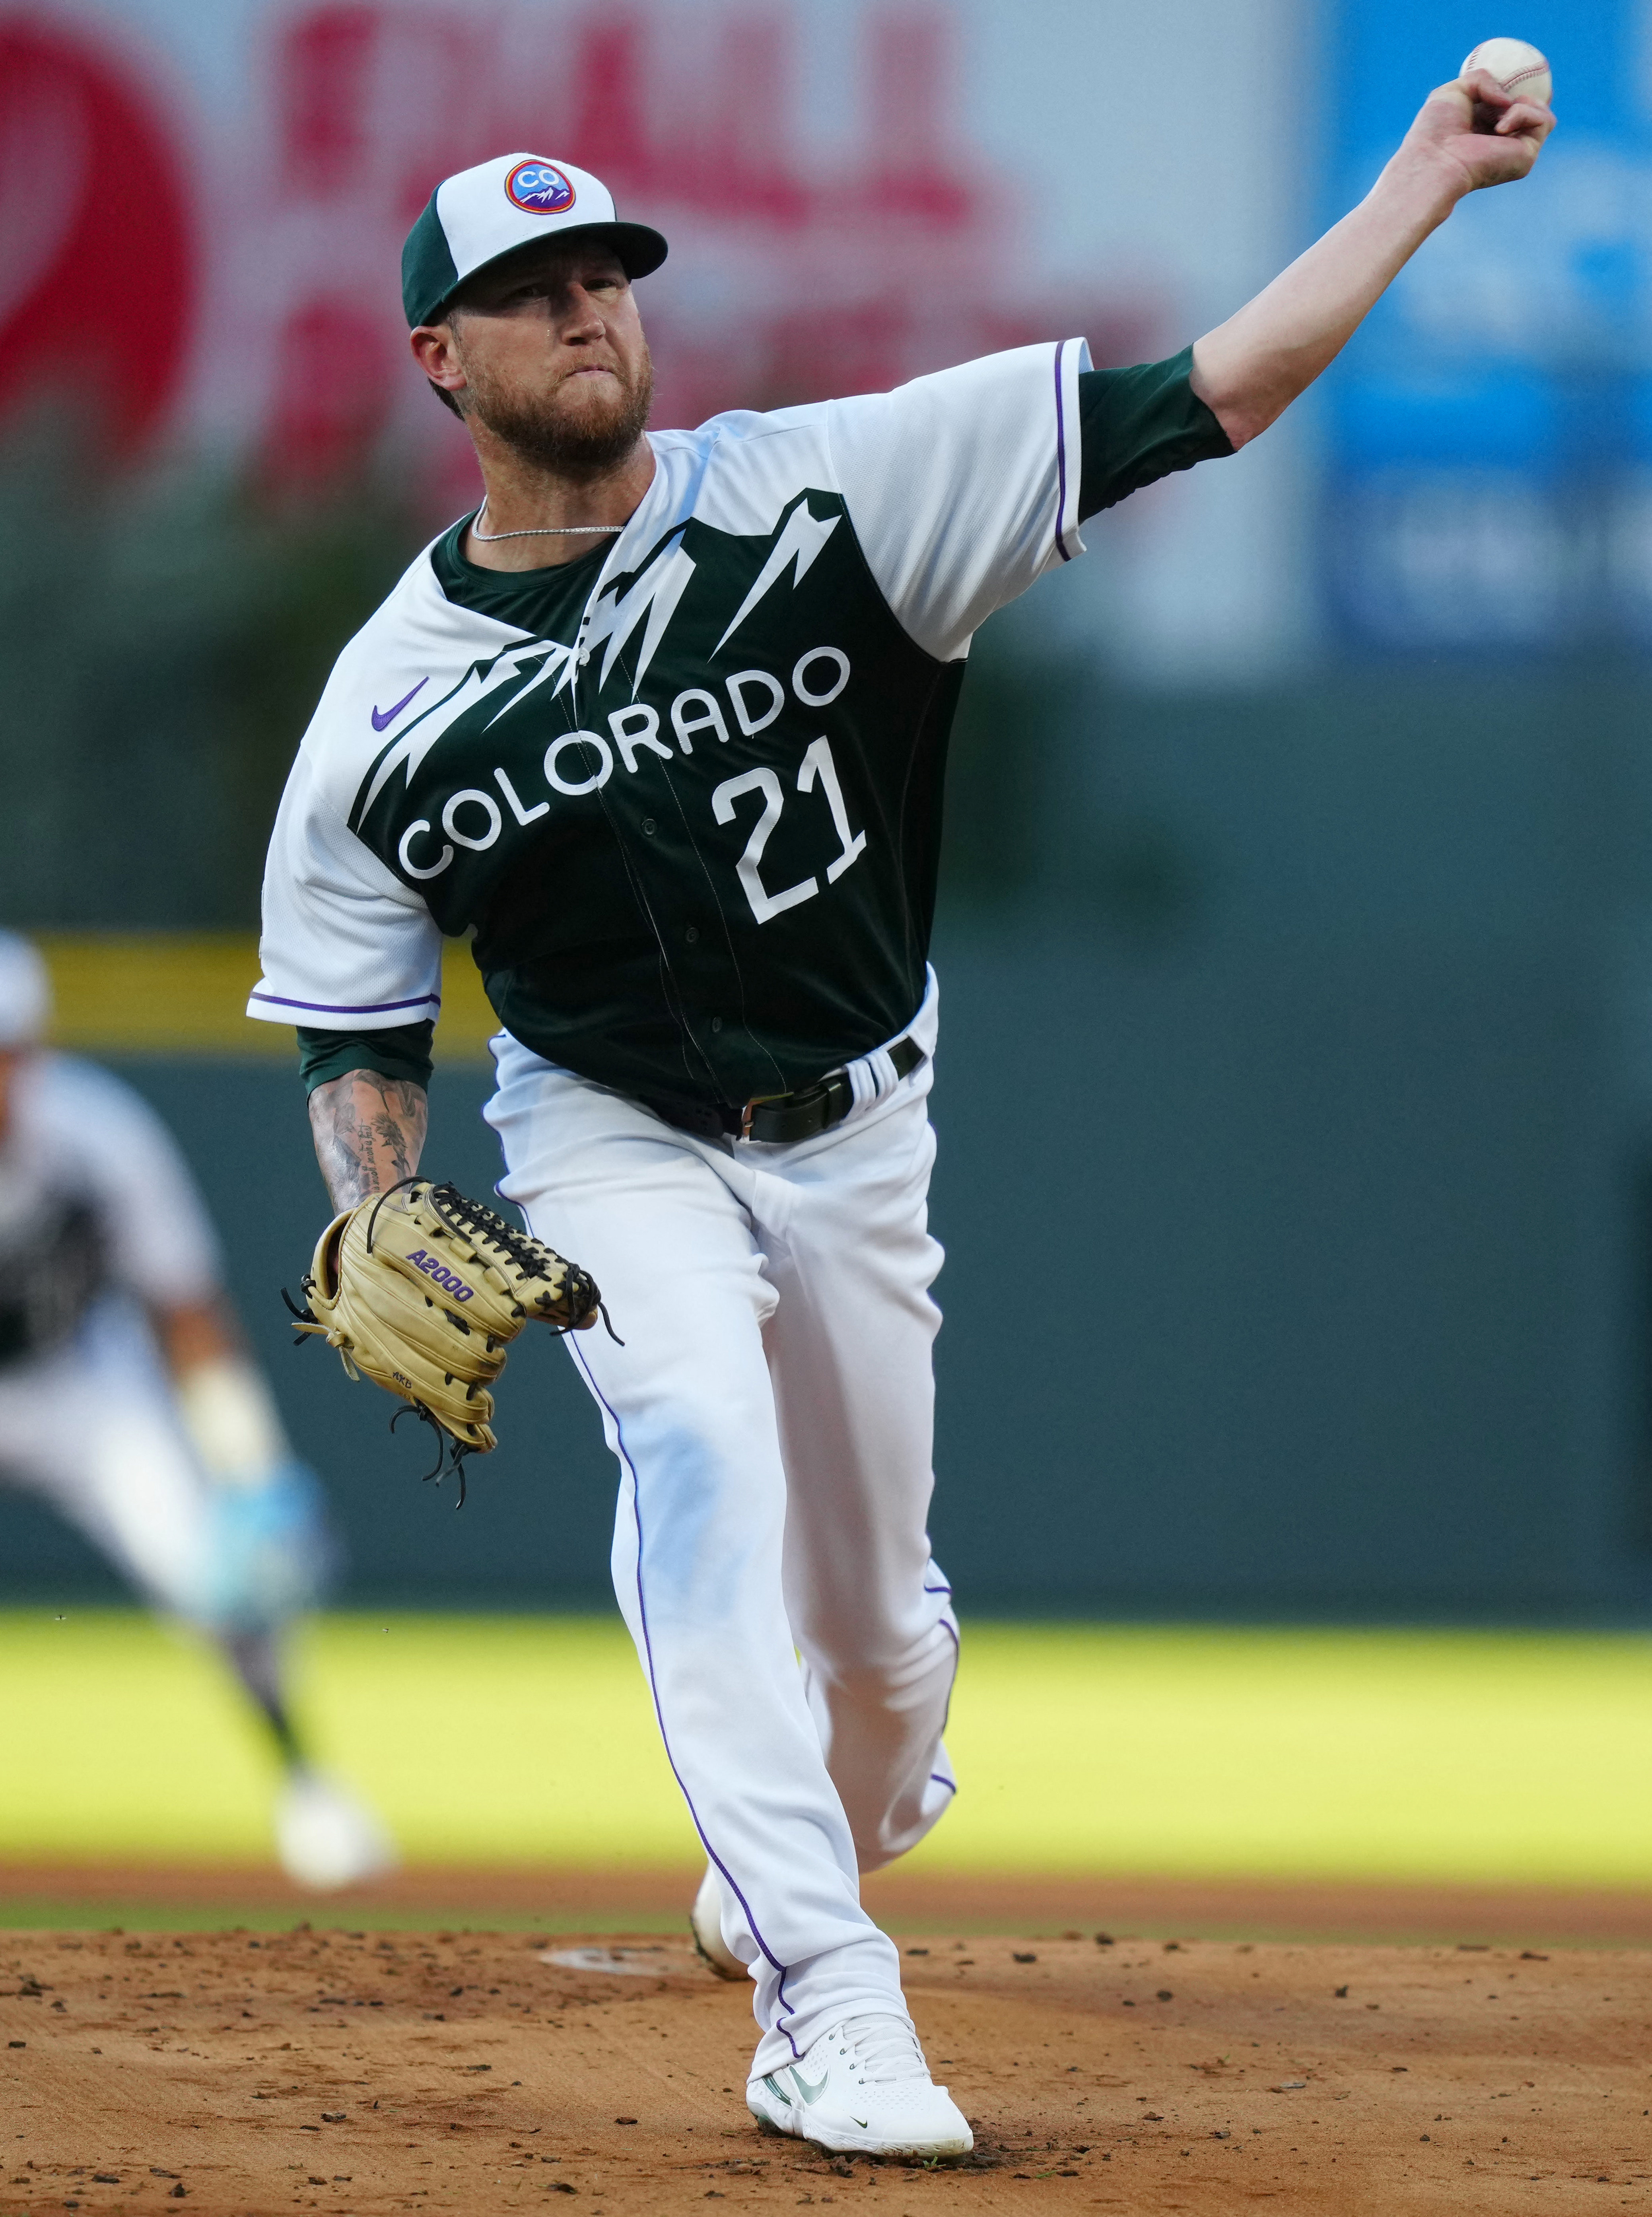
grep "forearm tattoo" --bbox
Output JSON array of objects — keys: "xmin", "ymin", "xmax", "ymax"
[{"xmin": 308, "ymin": 1071, "xmax": 429, "ymax": 1213}]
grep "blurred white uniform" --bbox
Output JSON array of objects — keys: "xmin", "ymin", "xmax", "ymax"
[
  {"xmin": 0, "ymin": 1052, "xmax": 315, "ymax": 1624},
  {"xmin": 0, "ymin": 929, "xmax": 394, "ymax": 1890}
]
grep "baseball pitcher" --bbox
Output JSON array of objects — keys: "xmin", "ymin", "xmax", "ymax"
[
  {"xmin": 252, "ymin": 70, "xmax": 1551, "ymax": 2154},
  {"xmin": 0, "ymin": 935, "xmax": 392, "ymax": 1890}
]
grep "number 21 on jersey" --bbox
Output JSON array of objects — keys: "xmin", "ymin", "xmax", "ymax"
[{"xmin": 712, "ymin": 737, "xmax": 867, "ymax": 926}]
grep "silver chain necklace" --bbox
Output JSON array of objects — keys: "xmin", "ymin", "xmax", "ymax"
[{"xmin": 470, "ymin": 499, "xmax": 623, "ymax": 543}]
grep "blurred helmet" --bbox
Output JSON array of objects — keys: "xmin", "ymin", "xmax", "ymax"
[
  {"xmin": 402, "ymin": 154, "xmax": 668, "ymax": 329},
  {"xmin": 0, "ymin": 934, "xmax": 49, "ymax": 1049}
]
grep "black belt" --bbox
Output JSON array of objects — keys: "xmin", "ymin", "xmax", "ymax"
[{"xmin": 638, "ymin": 1035, "xmax": 924, "ymax": 1146}]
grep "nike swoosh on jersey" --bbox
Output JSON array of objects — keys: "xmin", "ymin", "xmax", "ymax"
[{"xmin": 371, "ymin": 677, "xmax": 429, "ymax": 730}]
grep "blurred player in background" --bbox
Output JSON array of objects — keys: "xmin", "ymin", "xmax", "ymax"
[{"xmin": 0, "ymin": 933, "xmax": 393, "ymax": 1889}]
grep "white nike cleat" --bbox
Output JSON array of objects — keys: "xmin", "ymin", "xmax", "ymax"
[
  {"xmin": 274, "ymin": 1770, "xmax": 398, "ymax": 1891},
  {"xmin": 689, "ymin": 1863, "xmax": 744, "ymax": 1980},
  {"xmin": 746, "ymin": 2013, "xmax": 973, "ymax": 2159}
]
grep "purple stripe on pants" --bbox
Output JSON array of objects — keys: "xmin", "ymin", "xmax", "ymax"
[{"xmin": 569, "ymin": 1334, "xmax": 803, "ymax": 2060}]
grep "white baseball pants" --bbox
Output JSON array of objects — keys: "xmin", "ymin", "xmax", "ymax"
[{"xmin": 486, "ymin": 1003, "xmax": 960, "ymax": 2073}]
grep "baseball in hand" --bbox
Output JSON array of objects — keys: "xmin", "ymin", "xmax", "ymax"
[{"xmin": 1461, "ymin": 36, "xmax": 1553, "ymax": 107}]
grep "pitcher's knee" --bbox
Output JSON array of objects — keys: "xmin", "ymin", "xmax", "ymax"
[{"xmin": 799, "ymin": 1624, "xmax": 957, "ymax": 1708}]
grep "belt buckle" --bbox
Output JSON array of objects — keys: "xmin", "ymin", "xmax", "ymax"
[{"xmin": 739, "ymin": 1090, "xmax": 789, "ymax": 1142}]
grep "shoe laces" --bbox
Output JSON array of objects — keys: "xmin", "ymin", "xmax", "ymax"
[{"xmin": 834, "ymin": 2014, "xmax": 929, "ymax": 2085}]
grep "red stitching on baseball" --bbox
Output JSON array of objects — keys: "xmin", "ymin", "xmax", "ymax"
[{"xmin": 1464, "ymin": 46, "xmax": 1547, "ymax": 95}]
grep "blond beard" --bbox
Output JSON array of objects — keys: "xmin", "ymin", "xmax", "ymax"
[{"xmin": 459, "ymin": 349, "xmax": 655, "ymax": 476}]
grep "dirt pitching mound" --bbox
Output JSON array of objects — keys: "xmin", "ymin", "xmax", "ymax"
[{"xmin": 2, "ymin": 1927, "xmax": 1647, "ymax": 2213}]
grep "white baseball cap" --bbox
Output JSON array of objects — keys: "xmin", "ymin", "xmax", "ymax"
[
  {"xmin": 0, "ymin": 933, "xmax": 50, "ymax": 1048},
  {"xmin": 402, "ymin": 154, "xmax": 669, "ymax": 329}
]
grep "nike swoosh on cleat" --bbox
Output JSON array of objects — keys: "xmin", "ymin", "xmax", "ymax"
[
  {"xmin": 371, "ymin": 677, "xmax": 428, "ymax": 730},
  {"xmin": 789, "ymin": 2066, "xmax": 830, "ymax": 2104}
]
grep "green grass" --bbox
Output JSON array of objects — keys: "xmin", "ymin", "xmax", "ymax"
[{"xmin": 4, "ymin": 1610, "xmax": 1652, "ymax": 1888}]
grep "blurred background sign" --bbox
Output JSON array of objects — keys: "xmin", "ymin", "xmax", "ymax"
[
  {"xmin": 0, "ymin": 2, "xmax": 1182, "ymax": 489},
  {"xmin": 0, "ymin": 0, "xmax": 1309, "ymax": 677},
  {"xmin": 1325, "ymin": 0, "xmax": 1652, "ymax": 650}
]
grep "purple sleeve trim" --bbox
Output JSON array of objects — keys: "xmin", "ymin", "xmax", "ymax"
[
  {"xmin": 929, "ymin": 1772, "xmax": 957, "ymax": 1797},
  {"xmin": 248, "ymin": 989, "xmax": 441, "ymax": 1016},
  {"xmin": 1053, "ymin": 339, "xmax": 1074, "ymax": 563}
]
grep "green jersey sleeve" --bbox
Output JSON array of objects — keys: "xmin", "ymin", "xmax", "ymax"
[
  {"xmin": 1077, "ymin": 346, "xmax": 1233, "ymax": 522},
  {"xmin": 296, "ymin": 1020, "xmax": 435, "ymax": 1097}
]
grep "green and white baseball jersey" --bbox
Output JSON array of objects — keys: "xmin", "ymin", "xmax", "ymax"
[{"xmin": 252, "ymin": 342, "xmax": 1228, "ymax": 1108}]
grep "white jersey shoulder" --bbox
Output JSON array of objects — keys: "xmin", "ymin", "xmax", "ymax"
[
  {"xmin": 823, "ymin": 338, "xmax": 1090, "ymax": 660},
  {"xmin": 249, "ymin": 546, "xmax": 476, "ymax": 1033},
  {"xmin": 0, "ymin": 1054, "xmax": 221, "ymax": 1304},
  {"xmin": 649, "ymin": 336, "xmax": 1089, "ymax": 661},
  {"xmin": 290, "ymin": 545, "xmax": 532, "ymax": 823}
]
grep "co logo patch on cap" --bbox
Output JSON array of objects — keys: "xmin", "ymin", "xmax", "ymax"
[{"xmin": 505, "ymin": 159, "xmax": 576, "ymax": 216}]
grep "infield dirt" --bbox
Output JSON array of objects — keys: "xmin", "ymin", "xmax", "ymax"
[{"xmin": 3, "ymin": 1927, "xmax": 1649, "ymax": 2215}]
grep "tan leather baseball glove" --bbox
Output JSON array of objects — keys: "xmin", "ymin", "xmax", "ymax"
[{"xmin": 286, "ymin": 1179, "xmax": 604, "ymax": 1493}]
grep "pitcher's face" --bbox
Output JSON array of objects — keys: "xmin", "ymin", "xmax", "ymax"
[{"xmin": 414, "ymin": 242, "xmax": 653, "ymax": 474}]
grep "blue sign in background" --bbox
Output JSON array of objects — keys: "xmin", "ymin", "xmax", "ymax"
[{"xmin": 1327, "ymin": 2, "xmax": 1652, "ymax": 648}]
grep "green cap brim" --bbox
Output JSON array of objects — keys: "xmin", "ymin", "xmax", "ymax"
[{"xmin": 402, "ymin": 198, "xmax": 669, "ymax": 329}]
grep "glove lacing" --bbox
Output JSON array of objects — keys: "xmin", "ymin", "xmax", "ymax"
[{"xmin": 380, "ymin": 1178, "xmax": 620, "ymax": 1341}]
